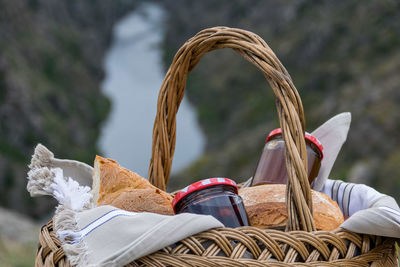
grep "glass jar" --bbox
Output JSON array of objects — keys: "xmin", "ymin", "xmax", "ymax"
[
  {"xmin": 172, "ymin": 178, "xmax": 249, "ymax": 228},
  {"xmin": 251, "ymin": 128, "xmax": 323, "ymax": 186}
]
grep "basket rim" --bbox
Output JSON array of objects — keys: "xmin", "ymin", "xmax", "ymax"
[{"xmin": 36, "ymin": 219, "xmax": 399, "ymax": 266}]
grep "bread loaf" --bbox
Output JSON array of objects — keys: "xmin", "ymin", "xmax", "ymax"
[
  {"xmin": 92, "ymin": 156, "xmax": 174, "ymax": 215},
  {"xmin": 239, "ymin": 184, "xmax": 344, "ymax": 230}
]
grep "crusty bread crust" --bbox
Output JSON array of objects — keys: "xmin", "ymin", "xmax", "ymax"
[
  {"xmin": 98, "ymin": 188, "xmax": 173, "ymax": 215},
  {"xmin": 92, "ymin": 156, "xmax": 173, "ymax": 215},
  {"xmin": 239, "ymin": 184, "xmax": 344, "ymax": 230}
]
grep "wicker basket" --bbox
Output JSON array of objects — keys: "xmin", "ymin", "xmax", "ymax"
[{"xmin": 35, "ymin": 27, "xmax": 399, "ymax": 266}]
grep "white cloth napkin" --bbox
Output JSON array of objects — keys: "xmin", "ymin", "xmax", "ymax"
[
  {"xmin": 61, "ymin": 206, "xmax": 222, "ymax": 267},
  {"xmin": 311, "ymin": 112, "xmax": 351, "ymax": 191},
  {"xmin": 311, "ymin": 113, "xmax": 400, "ymax": 238},
  {"xmin": 27, "ymin": 144, "xmax": 223, "ymax": 267},
  {"xmin": 321, "ymin": 179, "xmax": 400, "ymax": 238}
]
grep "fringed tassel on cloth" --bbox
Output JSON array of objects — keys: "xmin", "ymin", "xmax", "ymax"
[
  {"xmin": 29, "ymin": 143, "xmax": 54, "ymax": 169},
  {"xmin": 27, "ymin": 143, "xmax": 95, "ymax": 266},
  {"xmin": 27, "ymin": 167, "xmax": 58, "ymax": 196},
  {"xmin": 28, "ymin": 144, "xmax": 93, "ymax": 187},
  {"xmin": 27, "ymin": 166, "xmax": 93, "ymax": 210},
  {"xmin": 27, "ymin": 143, "xmax": 94, "ymax": 200},
  {"xmin": 54, "ymin": 206, "xmax": 91, "ymax": 266},
  {"xmin": 51, "ymin": 169, "xmax": 93, "ymax": 211},
  {"xmin": 27, "ymin": 143, "xmax": 94, "ymax": 210}
]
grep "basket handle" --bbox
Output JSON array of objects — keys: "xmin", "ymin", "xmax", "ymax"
[{"xmin": 148, "ymin": 27, "xmax": 315, "ymax": 232}]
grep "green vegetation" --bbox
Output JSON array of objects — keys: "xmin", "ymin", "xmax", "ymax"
[{"xmin": 0, "ymin": 239, "xmax": 36, "ymax": 267}]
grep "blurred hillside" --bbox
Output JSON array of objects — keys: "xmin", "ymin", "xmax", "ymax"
[
  {"xmin": 160, "ymin": 0, "xmax": 400, "ymax": 202},
  {"xmin": 0, "ymin": 0, "xmax": 137, "ymax": 218},
  {"xmin": 0, "ymin": 207, "xmax": 39, "ymax": 266}
]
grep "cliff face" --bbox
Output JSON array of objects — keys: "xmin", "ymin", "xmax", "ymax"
[
  {"xmin": 160, "ymin": 0, "xmax": 400, "ymax": 202},
  {"xmin": 0, "ymin": 0, "xmax": 137, "ymax": 218}
]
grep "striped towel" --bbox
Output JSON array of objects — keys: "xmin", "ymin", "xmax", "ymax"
[
  {"xmin": 56, "ymin": 205, "xmax": 223, "ymax": 267},
  {"xmin": 322, "ymin": 179, "xmax": 400, "ymax": 238}
]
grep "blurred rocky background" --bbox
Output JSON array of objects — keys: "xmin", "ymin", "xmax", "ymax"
[
  {"xmin": 0, "ymin": 0, "xmax": 399, "ymax": 265},
  {"xmin": 0, "ymin": 0, "xmax": 138, "ymax": 263}
]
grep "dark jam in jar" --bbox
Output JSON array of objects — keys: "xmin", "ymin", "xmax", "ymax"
[
  {"xmin": 251, "ymin": 128, "xmax": 323, "ymax": 186},
  {"xmin": 172, "ymin": 178, "xmax": 249, "ymax": 228}
]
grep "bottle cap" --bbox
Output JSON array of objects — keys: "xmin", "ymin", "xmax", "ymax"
[
  {"xmin": 172, "ymin": 178, "xmax": 237, "ymax": 210},
  {"xmin": 266, "ymin": 128, "xmax": 324, "ymax": 159}
]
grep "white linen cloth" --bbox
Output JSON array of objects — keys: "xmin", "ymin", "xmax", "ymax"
[
  {"xmin": 26, "ymin": 145, "xmax": 223, "ymax": 267},
  {"xmin": 62, "ymin": 205, "xmax": 223, "ymax": 267},
  {"xmin": 311, "ymin": 112, "xmax": 351, "ymax": 191},
  {"xmin": 310, "ymin": 112, "xmax": 400, "ymax": 238},
  {"xmin": 321, "ymin": 179, "xmax": 400, "ymax": 238},
  {"xmin": 27, "ymin": 111, "xmax": 400, "ymax": 266}
]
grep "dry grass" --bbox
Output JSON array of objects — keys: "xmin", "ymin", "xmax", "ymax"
[{"xmin": 0, "ymin": 238, "xmax": 36, "ymax": 267}]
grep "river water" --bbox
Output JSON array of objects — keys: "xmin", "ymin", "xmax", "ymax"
[{"xmin": 99, "ymin": 4, "xmax": 204, "ymax": 177}]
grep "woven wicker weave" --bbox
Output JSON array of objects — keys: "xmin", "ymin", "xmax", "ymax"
[{"xmin": 36, "ymin": 27, "xmax": 399, "ymax": 266}]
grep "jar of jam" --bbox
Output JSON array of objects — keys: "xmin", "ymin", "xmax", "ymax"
[
  {"xmin": 251, "ymin": 128, "xmax": 323, "ymax": 186},
  {"xmin": 172, "ymin": 178, "xmax": 249, "ymax": 228}
]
